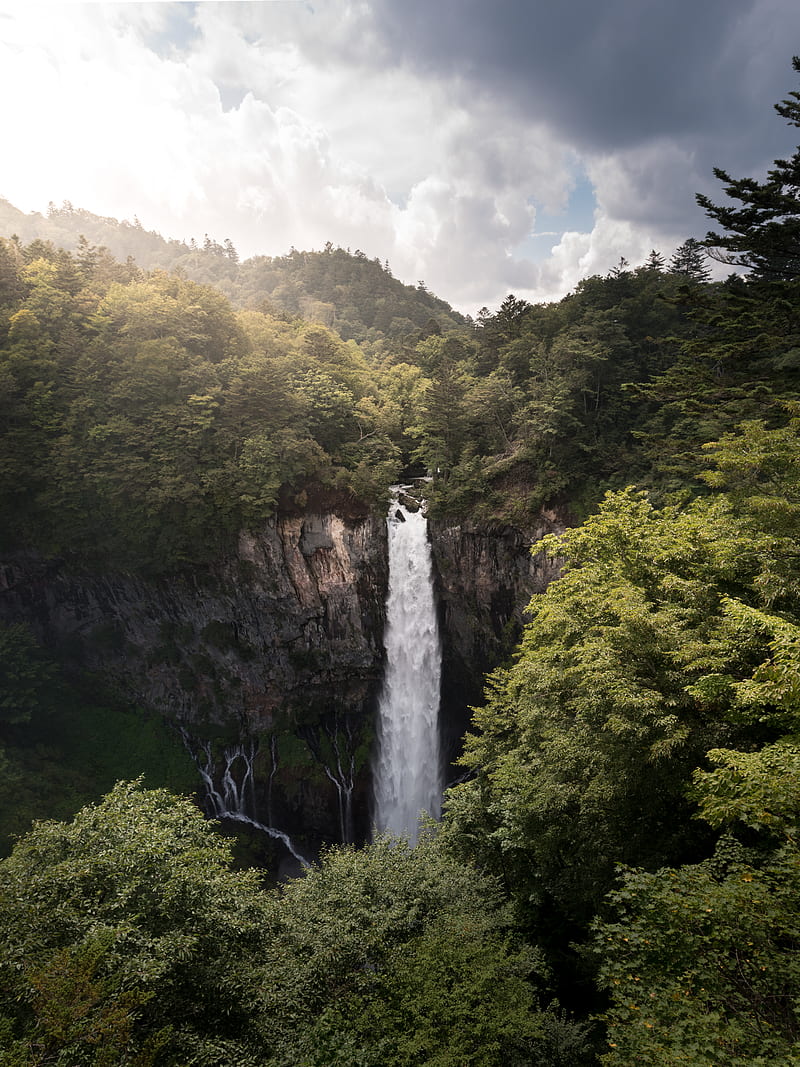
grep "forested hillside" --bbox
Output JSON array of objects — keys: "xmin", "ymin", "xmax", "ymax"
[
  {"xmin": 442, "ymin": 60, "xmax": 800, "ymax": 1064},
  {"xmin": 3, "ymin": 222, "xmax": 781, "ymax": 573},
  {"xmin": 1, "ymin": 58, "xmax": 800, "ymax": 1067},
  {"xmin": 0, "ymin": 197, "xmax": 465, "ymax": 348}
]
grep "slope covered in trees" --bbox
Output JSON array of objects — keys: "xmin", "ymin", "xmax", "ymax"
[
  {"xmin": 442, "ymin": 415, "xmax": 800, "ymax": 1063},
  {"xmin": 2, "ymin": 54, "xmax": 800, "ymax": 1067},
  {"xmin": 0, "ymin": 239, "xmax": 414, "ymax": 570},
  {"xmin": 0, "ymin": 782, "xmax": 591, "ymax": 1065},
  {"xmin": 0, "ymin": 226, "xmax": 737, "ymax": 572},
  {"xmin": 440, "ymin": 62, "xmax": 800, "ymax": 1063},
  {"xmin": 0, "ymin": 198, "xmax": 465, "ymax": 349}
]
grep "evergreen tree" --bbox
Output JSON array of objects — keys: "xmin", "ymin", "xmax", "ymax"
[
  {"xmin": 669, "ymin": 237, "xmax": 711, "ymax": 282},
  {"xmin": 697, "ymin": 56, "xmax": 800, "ymax": 280},
  {"xmin": 607, "ymin": 255, "xmax": 630, "ymax": 278}
]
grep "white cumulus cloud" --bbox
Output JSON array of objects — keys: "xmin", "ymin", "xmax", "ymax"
[{"xmin": 0, "ymin": 0, "xmax": 799, "ymax": 313}]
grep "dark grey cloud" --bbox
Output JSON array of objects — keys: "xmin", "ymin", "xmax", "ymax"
[
  {"xmin": 367, "ymin": 0, "xmax": 800, "ymax": 165},
  {"xmin": 7, "ymin": 0, "xmax": 799, "ymax": 313}
]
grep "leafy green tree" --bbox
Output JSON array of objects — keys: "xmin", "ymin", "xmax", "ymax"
[
  {"xmin": 257, "ymin": 832, "xmax": 590, "ymax": 1066},
  {"xmin": 693, "ymin": 739, "xmax": 800, "ymax": 834},
  {"xmin": 462, "ymin": 368, "xmax": 522, "ymax": 455},
  {"xmin": 636, "ymin": 61, "xmax": 800, "ymax": 485},
  {"xmin": 90, "ymin": 272, "xmax": 246, "ymax": 363},
  {"xmin": 593, "ymin": 838, "xmax": 800, "ymax": 1065},
  {"xmin": 0, "ymin": 784, "xmax": 594, "ymax": 1065},
  {"xmin": 442, "ymin": 432, "xmax": 800, "ymax": 933},
  {"xmin": 446, "ymin": 409, "xmax": 800, "ymax": 1053},
  {"xmin": 412, "ymin": 338, "xmax": 474, "ymax": 475},
  {"xmin": 294, "ymin": 368, "xmax": 358, "ymax": 456},
  {"xmin": 0, "ymin": 781, "xmax": 271, "ymax": 1065},
  {"xmin": 0, "ymin": 238, "xmax": 412, "ymax": 569},
  {"xmin": 700, "ymin": 412, "xmax": 800, "ymax": 607},
  {"xmin": 595, "ymin": 721, "xmax": 800, "ymax": 1064},
  {"xmin": 634, "ymin": 278, "xmax": 800, "ymax": 492},
  {"xmin": 453, "ymin": 268, "xmax": 695, "ymax": 521}
]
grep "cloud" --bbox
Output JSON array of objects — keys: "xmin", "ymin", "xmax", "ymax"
[
  {"xmin": 359, "ymin": 0, "xmax": 800, "ymax": 303},
  {"xmin": 366, "ymin": 0, "xmax": 797, "ymax": 156},
  {"xmin": 1, "ymin": 1, "xmax": 799, "ymax": 315}
]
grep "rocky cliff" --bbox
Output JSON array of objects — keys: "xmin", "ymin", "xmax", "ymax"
[
  {"xmin": 0, "ymin": 509, "xmax": 388, "ymax": 851},
  {"xmin": 430, "ymin": 509, "xmax": 566, "ymax": 767},
  {"xmin": 0, "ymin": 503, "xmax": 565, "ymax": 855}
]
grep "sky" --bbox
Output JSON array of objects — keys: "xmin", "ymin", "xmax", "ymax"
[{"xmin": 1, "ymin": 0, "xmax": 800, "ymax": 315}]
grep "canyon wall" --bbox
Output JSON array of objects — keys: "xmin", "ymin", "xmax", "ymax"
[
  {"xmin": 0, "ymin": 510, "xmax": 388, "ymax": 851},
  {"xmin": 0, "ymin": 504, "xmax": 565, "ymax": 853},
  {"xmin": 430, "ymin": 510, "xmax": 566, "ymax": 767}
]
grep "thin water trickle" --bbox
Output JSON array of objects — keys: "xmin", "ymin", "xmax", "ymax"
[
  {"xmin": 181, "ymin": 732, "xmax": 311, "ymax": 867},
  {"xmin": 373, "ymin": 486, "xmax": 442, "ymax": 844}
]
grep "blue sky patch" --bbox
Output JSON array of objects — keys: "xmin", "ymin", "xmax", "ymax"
[{"xmin": 516, "ymin": 173, "xmax": 597, "ymax": 261}]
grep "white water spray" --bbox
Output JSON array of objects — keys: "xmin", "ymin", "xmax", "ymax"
[{"xmin": 373, "ymin": 486, "xmax": 442, "ymax": 843}]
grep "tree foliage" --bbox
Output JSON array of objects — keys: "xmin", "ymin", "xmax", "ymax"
[
  {"xmin": 4, "ymin": 54, "xmax": 800, "ymax": 1067},
  {"xmin": 0, "ymin": 785, "xmax": 591, "ymax": 1066},
  {"xmin": 0, "ymin": 241, "xmax": 409, "ymax": 569},
  {"xmin": 0, "ymin": 780, "xmax": 272, "ymax": 1064},
  {"xmin": 697, "ymin": 55, "xmax": 800, "ymax": 280},
  {"xmin": 437, "ymin": 409, "xmax": 800, "ymax": 1062},
  {"xmin": 593, "ymin": 837, "xmax": 800, "ymax": 1066}
]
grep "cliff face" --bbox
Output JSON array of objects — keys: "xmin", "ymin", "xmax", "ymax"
[
  {"xmin": 0, "ymin": 504, "xmax": 565, "ymax": 853},
  {"xmin": 0, "ymin": 510, "xmax": 388, "ymax": 850},
  {"xmin": 1, "ymin": 512, "xmax": 388, "ymax": 727},
  {"xmin": 430, "ymin": 510, "xmax": 566, "ymax": 766}
]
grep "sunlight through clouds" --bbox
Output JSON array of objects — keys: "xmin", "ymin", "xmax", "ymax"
[{"xmin": 2, "ymin": 0, "xmax": 800, "ymax": 312}]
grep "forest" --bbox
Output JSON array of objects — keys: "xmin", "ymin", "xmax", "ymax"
[{"xmin": 1, "ymin": 59, "xmax": 800, "ymax": 1067}]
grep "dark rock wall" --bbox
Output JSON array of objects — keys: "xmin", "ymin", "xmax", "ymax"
[
  {"xmin": 0, "ymin": 511, "xmax": 388, "ymax": 849},
  {"xmin": 1, "ymin": 512, "xmax": 388, "ymax": 729},
  {"xmin": 0, "ymin": 505, "xmax": 566, "ymax": 847},
  {"xmin": 429, "ymin": 509, "xmax": 566, "ymax": 771}
]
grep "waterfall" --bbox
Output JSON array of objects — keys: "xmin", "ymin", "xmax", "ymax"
[
  {"xmin": 373, "ymin": 485, "xmax": 442, "ymax": 844},
  {"xmin": 298, "ymin": 710, "xmax": 358, "ymax": 844},
  {"xmin": 181, "ymin": 731, "xmax": 310, "ymax": 868}
]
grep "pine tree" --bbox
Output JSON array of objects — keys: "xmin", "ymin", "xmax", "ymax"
[
  {"xmin": 608, "ymin": 255, "xmax": 630, "ymax": 277},
  {"xmin": 669, "ymin": 237, "xmax": 711, "ymax": 282},
  {"xmin": 697, "ymin": 56, "xmax": 800, "ymax": 280}
]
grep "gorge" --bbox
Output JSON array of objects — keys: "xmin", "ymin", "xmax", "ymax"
[
  {"xmin": 0, "ymin": 497, "xmax": 565, "ymax": 859},
  {"xmin": 3, "ymin": 62, "xmax": 800, "ymax": 1057}
]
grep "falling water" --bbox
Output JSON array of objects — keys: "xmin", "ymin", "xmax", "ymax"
[
  {"xmin": 373, "ymin": 485, "xmax": 442, "ymax": 844},
  {"xmin": 181, "ymin": 731, "xmax": 310, "ymax": 868}
]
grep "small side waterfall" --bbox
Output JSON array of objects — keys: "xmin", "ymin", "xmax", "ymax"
[
  {"xmin": 299, "ymin": 712, "xmax": 357, "ymax": 844},
  {"xmin": 373, "ymin": 486, "xmax": 442, "ymax": 844},
  {"xmin": 181, "ymin": 731, "xmax": 310, "ymax": 868}
]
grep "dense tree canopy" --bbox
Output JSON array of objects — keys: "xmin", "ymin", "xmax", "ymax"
[
  {"xmin": 0, "ymin": 784, "xmax": 592, "ymax": 1066},
  {"xmin": 0, "ymin": 781, "xmax": 272, "ymax": 1064},
  {"xmin": 0, "ymin": 239, "xmax": 414, "ymax": 569},
  {"xmin": 3, "ymin": 52, "xmax": 800, "ymax": 1067}
]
